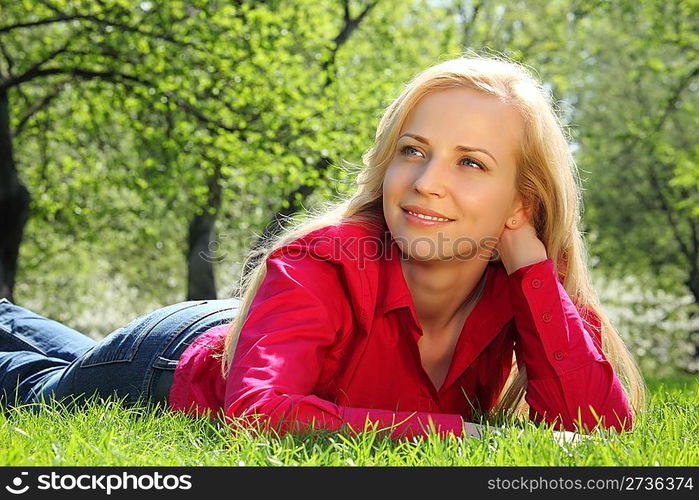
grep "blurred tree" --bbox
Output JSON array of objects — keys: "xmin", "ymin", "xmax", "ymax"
[
  {"xmin": 0, "ymin": 73, "xmax": 29, "ymax": 302},
  {"xmin": 560, "ymin": 0, "xmax": 698, "ymax": 369},
  {"xmin": 1, "ymin": 0, "xmax": 239, "ymax": 300},
  {"xmin": 0, "ymin": 0, "xmax": 451, "ymax": 306},
  {"xmin": 0, "ymin": 0, "xmax": 381, "ymax": 300}
]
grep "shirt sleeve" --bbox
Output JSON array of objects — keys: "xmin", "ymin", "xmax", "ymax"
[
  {"xmin": 507, "ymin": 258, "xmax": 633, "ymax": 433},
  {"xmin": 223, "ymin": 251, "xmax": 465, "ymax": 440}
]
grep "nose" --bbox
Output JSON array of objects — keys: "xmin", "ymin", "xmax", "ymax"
[{"xmin": 412, "ymin": 156, "xmax": 448, "ymax": 197}]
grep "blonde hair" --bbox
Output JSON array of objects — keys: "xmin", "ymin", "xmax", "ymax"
[{"xmin": 220, "ymin": 53, "xmax": 646, "ymax": 422}]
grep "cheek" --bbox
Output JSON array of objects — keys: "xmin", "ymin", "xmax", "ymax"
[
  {"xmin": 456, "ymin": 187, "xmax": 514, "ymax": 227},
  {"xmin": 381, "ymin": 168, "xmax": 392, "ymax": 194},
  {"xmin": 454, "ymin": 182, "xmax": 498, "ymax": 209},
  {"xmin": 382, "ymin": 164, "xmax": 406, "ymax": 197}
]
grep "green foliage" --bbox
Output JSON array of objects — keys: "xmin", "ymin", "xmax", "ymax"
[
  {"xmin": 3, "ymin": 0, "xmax": 449, "ymax": 314},
  {"xmin": 566, "ymin": 0, "xmax": 699, "ymax": 284}
]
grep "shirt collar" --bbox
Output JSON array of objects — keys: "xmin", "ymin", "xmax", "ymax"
[{"xmin": 376, "ymin": 235, "xmax": 412, "ymax": 315}]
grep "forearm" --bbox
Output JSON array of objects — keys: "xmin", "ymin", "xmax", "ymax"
[
  {"xmin": 508, "ymin": 259, "xmax": 633, "ymax": 432},
  {"xmin": 226, "ymin": 389, "xmax": 467, "ymax": 440}
]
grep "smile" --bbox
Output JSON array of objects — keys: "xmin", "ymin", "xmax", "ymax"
[
  {"xmin": 403, "ymin": 209, "xmax": 454, "ymax": 225},
  {"xmin": 406, "ymin": 210, "xmax": 451, "ymax": 221}
]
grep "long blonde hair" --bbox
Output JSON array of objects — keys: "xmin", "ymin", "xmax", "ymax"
[{"xmin": 220, "ymin": 53, "xmax": 646, "ymax": 421}]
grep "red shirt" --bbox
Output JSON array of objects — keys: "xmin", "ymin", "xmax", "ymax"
[{"xmin": 169, "ymin": 221, "xmax": 632, "ymax": 439}]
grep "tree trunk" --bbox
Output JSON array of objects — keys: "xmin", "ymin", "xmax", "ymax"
[
  {"xmin": 186, "ymin": 165, "xmax": 222, "ymax": 300},
  {"xmin": 685, "ymin": 270, "xmax": 699, "ymax": 374},
  {"xmin": 186, "ymin": 209, "xmax": 218, "ymax": 300},
  {"xmin": 0, "ymin": 87, "xmax": 31, "ymax": 302}
]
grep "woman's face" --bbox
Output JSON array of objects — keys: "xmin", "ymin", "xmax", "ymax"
[{"xmin": 382, "ymin": 87, "xmax": 525, "ymax": 262}]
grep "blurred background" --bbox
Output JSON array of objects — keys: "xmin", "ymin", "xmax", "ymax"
[{"xmin": 0, "ymin": 0, "xmax": 697, "ymax": 377}]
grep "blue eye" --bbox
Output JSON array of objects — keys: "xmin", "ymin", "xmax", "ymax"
[
  {"xmin": 400, "ymin": 145, "xmax": 485, "ymax": 170},
  {"xmin": 400, "ymin": 145, "xmax": 423, "ymax": 157},
  {"xmin": 460, "ymin": 157, "xmax": 485, "ymax": 170}
]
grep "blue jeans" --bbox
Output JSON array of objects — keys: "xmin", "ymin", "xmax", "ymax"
[{"xmin": 0, "ymin": 297, "xmax": 240, "ymax": 409}]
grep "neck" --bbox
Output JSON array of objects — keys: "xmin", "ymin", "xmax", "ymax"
[{"xmin": 400, "ymin": 257, "xmax": 489, "ymax": 333}]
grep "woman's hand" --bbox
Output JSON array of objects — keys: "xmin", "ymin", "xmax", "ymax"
[
  {"xmin": 462, "ymin": 420, "xmax": 590, "ymax": 444},
  {"xmin": 496, "ymin": 217, "xmax": 548, "ymax": 276},
  {"xmin": 552, "ymin": 429, "xmax": 590, "ymax": 445}
]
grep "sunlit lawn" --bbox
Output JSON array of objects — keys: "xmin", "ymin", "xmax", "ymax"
[{"xmin": 1, "ymin": 375, "xmax": 696, "ymax": 466}]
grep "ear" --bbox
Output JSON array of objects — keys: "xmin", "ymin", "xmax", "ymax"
[{"xmin": 506, "ymin": 196, "xmax": 533, "ymax": 229}]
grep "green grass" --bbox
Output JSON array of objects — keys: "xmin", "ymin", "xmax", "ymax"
[{"xmin": 1, "ymin": 375, "xmax": 697, "ymax": 466}]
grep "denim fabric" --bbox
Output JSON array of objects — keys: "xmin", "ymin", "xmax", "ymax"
[{"xmin": 0, "ymin": 297, "xmax": 240, "ymax": 409}]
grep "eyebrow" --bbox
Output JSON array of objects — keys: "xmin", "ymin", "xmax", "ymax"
[{"xmin": 399, "ymin": 133, "xmax": 498, "ymax": 166}]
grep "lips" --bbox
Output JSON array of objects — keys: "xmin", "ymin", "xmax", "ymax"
[{"xmin": 400, "ymin": 205, "xmax": 454, "ymax": 221}]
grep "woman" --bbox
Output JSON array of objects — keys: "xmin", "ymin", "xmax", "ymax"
[{"xmin": 0, "ymin": 54, "xmax": 645, "ymax": 441}]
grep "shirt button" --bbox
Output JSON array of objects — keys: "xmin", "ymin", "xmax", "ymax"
[
  {"xmin": 531, "ymin": 279, "xmax": 542, "ymax": 289},
  {"xmin": 554, "ymin": 351, "xmax": 565, "ymax": 361},
  {"xmin": 542, "ymin": 312, "xmax": 552, "ymax": 323}
]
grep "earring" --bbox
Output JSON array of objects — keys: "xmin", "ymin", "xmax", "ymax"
[{"xmin": 511, "ymin": 219, "xmax": 516, "ymax": 225}]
